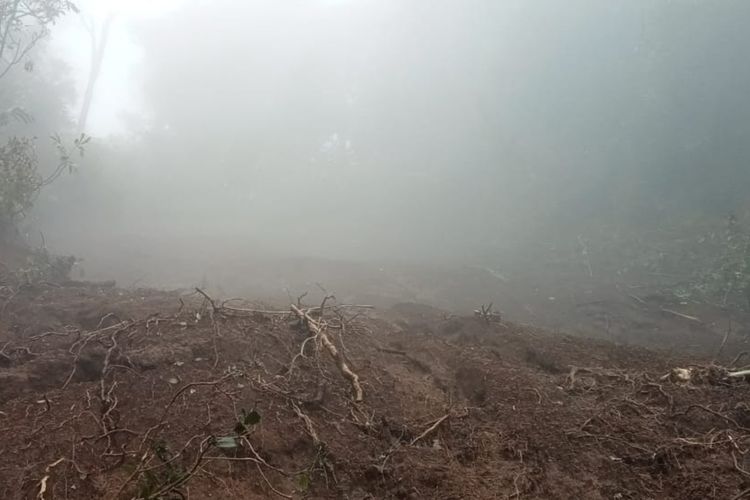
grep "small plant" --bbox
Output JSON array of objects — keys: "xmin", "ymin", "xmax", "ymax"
[
  {"xmin": 136, "ymin": 441, "xmax": 187, "ymax": 499},
  {"xmin": 0, "ymin": 133, "xmax": 89, "ymax": 229},
  {"xmin": 233, "ymin": 408, "xmax": 261, "ymax": 436}
]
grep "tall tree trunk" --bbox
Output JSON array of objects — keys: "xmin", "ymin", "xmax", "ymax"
[{"xmin": 77, "ymin": 13, "xmax": 115, "ymax": 134}]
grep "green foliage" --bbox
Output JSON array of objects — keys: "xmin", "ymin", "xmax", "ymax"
[
  {"xmin": 233, "ymin": 408, "xmax": 261, "ymax": 436},
  {"xmin": 0, "ymin": 1, "xmax": 79, "ymax": 79},
  {"xmin": 297, "ymin": 471, "xmax": 311, "ymax": 493},
  {"xmin": 0, "ymin": 132, "xmax": 88, "ymax": 228},
  {"xmin": 0, "ymin": 137, "xmax": 40, "ymax": 222},
  {"xmin": 43, "ymin": 132, "xmax": 90, "ymax": 186},
  {"xmin": 0, "ymin": 1, "xmax": 84, "ymax": 234},
  {"xmin": 136, "ymin": 441, "xmax": 186, "ymax": 500}
]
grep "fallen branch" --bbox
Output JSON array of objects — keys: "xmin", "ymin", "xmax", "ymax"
[
  {"xmin": 36, "ymin": 457, "xmax": 67, "ymax": 499},
  {"xmin": 410, "ymin": 414, "xmax": 449, "ymax": 446},
  {"xmin": 660, "ymin": 307, "xmax": 702, "ymax": 324},
  {"xmin": 292, "ymin": 402, "xmax": 321, "ymax": 447},
  {"xmin": 291, "ymin": 304, "xmax": 363, "ymax": 402}
]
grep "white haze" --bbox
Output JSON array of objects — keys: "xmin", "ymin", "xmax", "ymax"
[{"xmin": 18, "ymin": 0, "xmax": 749, "ymax": 307}]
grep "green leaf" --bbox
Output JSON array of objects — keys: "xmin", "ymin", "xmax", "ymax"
[
  {"xmin": 297, "ymin": 472, "xmax": 310, "ymax": 492},
  {"xmin": 215, "ymin": 436, "xmax": 240, "ymax": 449},
  {"xmin": 243, "ymin": 409, "xmax": 261, "ymax": 426}
]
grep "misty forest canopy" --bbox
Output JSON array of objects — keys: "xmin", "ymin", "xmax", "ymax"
[
  {"xmin": 129, "ymin": 0, "xmax": 750, "ymax": 234},
  {"xmin": 1, "ymin": 0, "xmax": 750, "ymax": 305}
]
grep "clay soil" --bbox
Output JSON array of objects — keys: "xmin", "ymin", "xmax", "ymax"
[{"xmin": 1, "ymin": 282, "xmax": 750, "ymax": 499}]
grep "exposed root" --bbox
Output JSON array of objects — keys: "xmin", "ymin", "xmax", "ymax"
[{"xmin": 291, "ymin": 303, "xmax": 364, "ymax": 402}]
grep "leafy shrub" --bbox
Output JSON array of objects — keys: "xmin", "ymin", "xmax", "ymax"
[{"xmin": 0, "ymin": 137, "xmax": 40, "ymax": 223}]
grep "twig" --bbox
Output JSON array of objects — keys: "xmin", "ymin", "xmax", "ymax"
[
  {"xmin": 660, "ymin": 307, "xmax": 703, "ymax": 324},
  {"xmin": 731, "ymin": 352, "xmax": 750, "ymax": 369},
  {"xmin": 35, "ymin": 457, "xmax": 67, "ymax": 499},
  {"xmin": 147, "ymin": 436, "xmax": 215, "ymax": 498},
  {"xmin": 292, "ymin": 402, "xmax": 321, "ymax": 447},
  {"xmin": 675, "ymin": 404, "xmax": 750, "ymax": 432},
  {"xmin": 410, "ymin": 414, "xmax": 449, "ymax": 446},
  {"xmin": 140, "ymin": 373, "xmax": 236, "ymax": 449},
  {"xmin": 255, "ymin": 462, "xmax": 293, "ymax": 499},
  {"xmin": 714, "ymin": 319, "xmax": 733, "ymax": 362},
  {"xmin": 628, "ymin": 293, "xmax": 647, "ymax": 305}
]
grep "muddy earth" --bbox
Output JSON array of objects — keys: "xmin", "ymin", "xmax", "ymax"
[{"xmin": 1, "ymin": 278, "xmax": 749, "ymax": 499}]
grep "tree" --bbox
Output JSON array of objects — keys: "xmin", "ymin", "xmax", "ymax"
[
  {"xmin": 0, "ymin": 0, "xmax": 78, "ymax": 79},
  {"xmin": 77, "ymin": 12, "xmax": 114, "ymax": 133},
  {"xmin": 0, "ymin": 0, "xmax": 80, "ymax": 236}
]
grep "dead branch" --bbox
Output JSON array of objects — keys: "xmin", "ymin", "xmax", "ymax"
[
  {"xmin": 660, "ymin": 307, "xmax": 703, "ymax": 324},
  {"xmin": 195, "ymin": 287, "xmax": 218, "ymax": 312},
  {"xmin": 674, "ymin": 404, "xmax": 750, "ymax": 432},
  {"xmin": 410, "ymin": 414, "xmax": 450, "ymax": 446},
  {"xmin": 474, "ymin": 303, "xmax": 502, "ymax": 324},
  {"xmin": 36, "ymin": 457, "xmax": 87, "ymax": 500},
  {"xmin": 292, "ymin": 402, "xmax": 321, "ymax": 447},
  {"xmin": 627, "ymin": 293, "xmax": 647, "ymax": 305},
  {"xmin": 291, "ymin": 304, "xmax": 363, "ymax": 402},
  {"xmin": 140, "ymin": 372, "xmax": 237, "ymax": 450},
  {"xmin": 147, "ymin": 436, "xmax": 215, "ymax": 499},
  {"xmin": 714, "ymin": 320, "xmax": 733, "ymax": 362}
]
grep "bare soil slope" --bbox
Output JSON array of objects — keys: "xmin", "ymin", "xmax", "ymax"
[{"xmin": 0, "ymin": 283, "xmax": 749, "ymax": 499}]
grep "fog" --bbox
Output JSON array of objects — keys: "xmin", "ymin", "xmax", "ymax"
[{"xmin": 7, "ymin": 0, "xmax": 750, "ymax": 310}]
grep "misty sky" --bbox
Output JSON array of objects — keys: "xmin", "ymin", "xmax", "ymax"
[{"xmin": 16, "ymin": 0, "xmax": 750, "ymax": 292}]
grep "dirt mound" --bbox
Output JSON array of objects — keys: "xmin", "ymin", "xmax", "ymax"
[{"xmin": 1, "ymin": 284, "xmax": 749, "ymax": 499}]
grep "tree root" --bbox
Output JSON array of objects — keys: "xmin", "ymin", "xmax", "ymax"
[{"xmin": 291, "ymin": 304, "xmax": 363, "ymax": 402}]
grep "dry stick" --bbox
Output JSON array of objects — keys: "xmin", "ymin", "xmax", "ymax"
[
  {"xmin": 36, "ymin": 457, "xmax": 66, "ymax": 499},
  {"xmin": 660, "ymin": 307, "xmax": 703, "ymax": 324},
  {"xmin": 714, "ymin": 319, "xmax": 733, "ymax": 362},
  {"xmin": 222, "ymin": 301, "xmax": 373, "ymax": 316},
  {"xmin": 195, "ymin": 287, "xmax": 222, "ymax": 367},
  {"xmin": 292, "ymin": 402, "xmax": 321, "ymax": 446},
  {"xmin": 676, "ymin": 404, "xmax": 750, "ymax": 432},
  {"xmin": 254, "ymin": 462, "xmax": 294, "ymax": 499},
  {"xmin": 140, "ymin": 373, "xmax": 236, "ymax": 449},
  {"xmin": 195, "ymin": 287, "xmax": 218, "ymax": 312},
  {"xmin": 115, "ymin": 435, "xmax": 205, "ymax": 498},
  {"xmin": 62, "ymin": 321, "xmax": 131, "ymax": 389},
  {"xmin": 410, "ymin": 414, "xmax": 450, "ymax": 446},
  {"xmin": 628, "ymin": 293, "xmax": 647, "ymax": 306},
  {"xmin": 733, "ymin": 452, "xmax": 750, "ymax": 478},
  {"xmin": 291, "ymin": 304, "xmax": 363, "ymax": 402},
  {"xmin": 148, "ymin": 437, "xmax": 215, "ymax": 498},
  {"xmin": 288, "ymin": 334, "xmax": 316, "ymax": 376}
]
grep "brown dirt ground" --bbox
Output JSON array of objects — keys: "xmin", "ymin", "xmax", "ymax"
[{"xmin": 1, "ymin": 283, "xmax": 750, "ymax": 499}]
